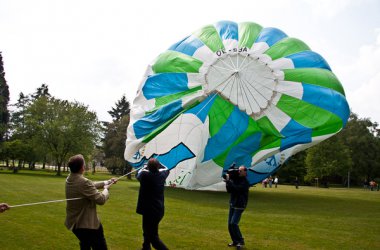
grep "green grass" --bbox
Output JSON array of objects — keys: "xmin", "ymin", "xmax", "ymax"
[{"xmin": 0, "ymin": 169, "xmax": 379, "ymax": 250}]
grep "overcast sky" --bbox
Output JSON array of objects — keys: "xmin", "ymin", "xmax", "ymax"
[{"xmin": 1, "ymin": 0, "xmax": 379, "ymax": 123}]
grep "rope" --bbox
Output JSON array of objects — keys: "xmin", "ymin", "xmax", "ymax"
[
  {"xmin": 115, "ymin": 165, "xmax": 145, "ymax": 181},
  {"xmin": 8, "ymin": 166, "xmax": 145, "ymax": 208},
  {"xmin": 9, "ymin": 198, "xmax": 83, "ymax": 208}
]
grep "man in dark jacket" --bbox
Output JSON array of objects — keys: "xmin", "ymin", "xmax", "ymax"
[
  {"xmin": 225, "ymin": 166, "xmax": 250, "ymax": 249},
  {"xmin": 136, "ymin": 158, "xmax": 170, "ymax": 250}
]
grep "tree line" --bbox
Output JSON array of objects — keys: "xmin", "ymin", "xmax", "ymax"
[
  {"xmin": 0, "ymin": 52, "xmax": 379, "ymax": 186},
  {"xmin": 277, "ymin": 112, "xmax": 380, "ymax": 186},
  {"xmin": 0, "ymin": 52, "xmax": 130, "ymax": 176}
]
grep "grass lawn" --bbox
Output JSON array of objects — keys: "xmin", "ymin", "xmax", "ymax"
[{"xmin": 0, "ymin": 169, "xmax": 379, "ymax": 250}]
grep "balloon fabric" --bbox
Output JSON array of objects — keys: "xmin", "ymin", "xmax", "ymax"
[{"xmin": 124, "ymin": 21, "xmax": 349, "ymax": 191}]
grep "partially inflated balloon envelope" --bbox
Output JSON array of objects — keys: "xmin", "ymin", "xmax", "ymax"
[{"xmin": 125, "ymin": 21, "xmax": 349, "ymax": 190}]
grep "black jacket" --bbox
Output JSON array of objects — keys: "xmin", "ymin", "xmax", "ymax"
[
  {"xmin": 136, "ymin": 167, "xmax": 170, "ymax": 218},
  {"xmin": 226, "ymin": 176, "xmax": 250, "ymax": 209}
]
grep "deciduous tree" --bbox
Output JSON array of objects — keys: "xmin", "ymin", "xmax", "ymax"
[{"xmin": 24, "ymin": 97, "xmax": 101, "ymax": 175}]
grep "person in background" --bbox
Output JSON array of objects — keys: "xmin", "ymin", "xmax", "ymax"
[
  {"xmin": 225, "ymin": 166, "xmax": 250, "ymax": 250},
  {"xmin": 363, "ymin": 179, "xmax": 369, "ymax": 190},
  {"xmin": 369, "ymin": 180, "xmax": 377, "ymax": 191},
  {"xmin": 136, "ymin": 158, "xmax": 170, "ymax": 250},
  {"xmin": 65, "ymin": 154, "xmax": 117, "ymax": 250},
  {"xmin": 274, "ymin": 176, "xmax": 279, "ymax": 188},
  {"xmin": 294, "ymin": 177, "xmax": 299, "ymax": 189},
  {"xmin": 262, "ymin": 178, "xmax": 268, "ymax": 188},
  {"xmin": 268, "ymin": 176, "xmax": 273, "ymax": 188},
  {"xmin": 0, "ymin": 203, "xmax": 10, "ymax": 213}
]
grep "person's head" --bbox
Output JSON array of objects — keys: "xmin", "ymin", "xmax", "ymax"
[
  {"xmin": 147, "ymin": 158, "xmax": 161, "ymax": 173},
  {"xmin": 68, "ymin": 154, "xmax": 85, "ymax": 173},
  {"xmin": 238, "ymin": 166, "xmax": 247, "ymax": 177}
]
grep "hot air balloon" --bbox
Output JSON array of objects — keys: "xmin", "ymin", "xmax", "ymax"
[{"xmin": 124, "ymin": 21, "xmax": 349, "ymax": 190}]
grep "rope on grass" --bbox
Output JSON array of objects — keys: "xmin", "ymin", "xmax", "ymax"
[{"xmin": 8, "ymin": 165, "xmax": 145, "ymax": 208}]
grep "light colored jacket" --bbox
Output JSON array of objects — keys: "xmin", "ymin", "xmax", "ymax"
[{"xmin": 65, "ymin": 173, "xmax": 109, "ymax": 230}]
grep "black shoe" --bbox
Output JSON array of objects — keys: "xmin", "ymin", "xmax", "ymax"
[
  {"xmin": 228, "ymin": 242, "xmax": 237, "ymax": 247},
  {"xmin": 236, "ymin": 243, "xmax": 245, "ymax": 249}
]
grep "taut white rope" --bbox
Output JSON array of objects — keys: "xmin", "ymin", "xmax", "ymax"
[
  {"xmin": 114, "ymin": 165, "xmax": 145, "ymax": 181},
  {"xmin": 9, "ymin": 198, "xmax": 83, "ymax": 208},
  {"xmin": 8, "ymin": 166, "xmax": 145, "ymax": 208}
]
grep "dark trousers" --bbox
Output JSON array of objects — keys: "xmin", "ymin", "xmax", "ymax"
[
  {"xmin": 142, "ymin": 214, "xmax": 168, "ymax": 250},
  {"xmin": 228, "ymin": 206, "xmax": 244, "ymax": 244},
  {"xmin": 72, "ymin": 223, "xmax": 107, "ymax": 250}
]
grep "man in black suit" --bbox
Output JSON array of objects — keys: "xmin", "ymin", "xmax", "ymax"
[{"xmin": 136, "ymin": 158, "xmax": 170, "ymax": 250}]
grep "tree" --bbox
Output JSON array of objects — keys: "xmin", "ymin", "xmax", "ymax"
[
  {"xmin": 108, "ymin": 95, "xmax": 130, "ymax": 121},
  {"xmin": 31, "ymin": 83, "xmax": 51, "ymax": 99},
  {"xmin": 2, "ymin": 140, "xmax": 29, "ymax": 172},
  {"xmin": 10, "ymin": 93, "xmax": 31, "ymax": 141},
  {"xmin": 88, "ymin": 146, "xmax": 105, "ymax": 174},
  {"xmin": 339, "ymin": 113, "xmax": 380, "ymax": 183},
  {"xmin": 10, "ymin": 86, "xmax": 53, "ymax": 169},
  {"xmin": 10, "ymin": 92, "xmax": 43, "ymax": 169},
  {"xmin": 305, "ymin": 135, "xmax": 352, "ymax": 186},
  {"xmin": 103, "ymin": 115, "xmax": 130, "ymax": 175},
  {"xmin": 277, "ymin": 151, "xmax": 307, "ymax": 184},
  {"xmin": 103, "ymin": 95, "xmax": 131, "ymax": 176},
  {"xmin": 24, "ymin": 97, "xmax": 101, "ymax": 175},
  {"xmin": 0, "ymin": 52, "xmax": 10, "ymax": 142}
]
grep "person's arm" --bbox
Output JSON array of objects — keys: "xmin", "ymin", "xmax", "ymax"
[
  {"xmin": 225, "ymin": 179, "xmax": 233, "ymax": 193},
  {"xmin": 137, "ymin": 167, "xmax": 149, "ymax": 181},
  {"xmin": 82, "ymin": 179, "xmax": 109, "ymax": 205},
  {"xmin": 227, "ymin": 179, "xmax": 249, "ymax": 192},
  {"xmin": 0, "ymin": 203, "xmax": 10, "ymax": 213},
  {"xmin": 158, "ymin": 163, "xmax": 170, "ymax": 178},
  {"xmin": 93, "ymin": 178, "xmax": 118, "ymax": 189}
]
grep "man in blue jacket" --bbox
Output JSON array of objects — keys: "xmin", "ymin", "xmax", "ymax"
[
  {"xmin": 225, "ymin": 166, "xmax": 250, "ymax": 249},
  {"xmin": 136, "ymin": 158, "xmax": 170, "ymax": 250}
]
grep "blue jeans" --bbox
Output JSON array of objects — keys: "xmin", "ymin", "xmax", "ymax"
[{"xmin": 228, "ymin": 205, "xmax": 244, "ymax": 244}]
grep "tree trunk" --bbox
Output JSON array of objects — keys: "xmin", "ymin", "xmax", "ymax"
[
  {"xmin": 13, "ymin": 160, "xmax": 18, "ymax": 173},
  {"xmin": 56, "ymin": 162, "xmax": 61, "ymax": 176}
]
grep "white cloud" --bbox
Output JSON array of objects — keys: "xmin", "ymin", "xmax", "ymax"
[
  {"xmin": 302, "ymin": 0, "xmax": 357, "ymax": 19},
  {"xmin": 345, "ymin": 30, "xmax": 380, "ymax": 122}
]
